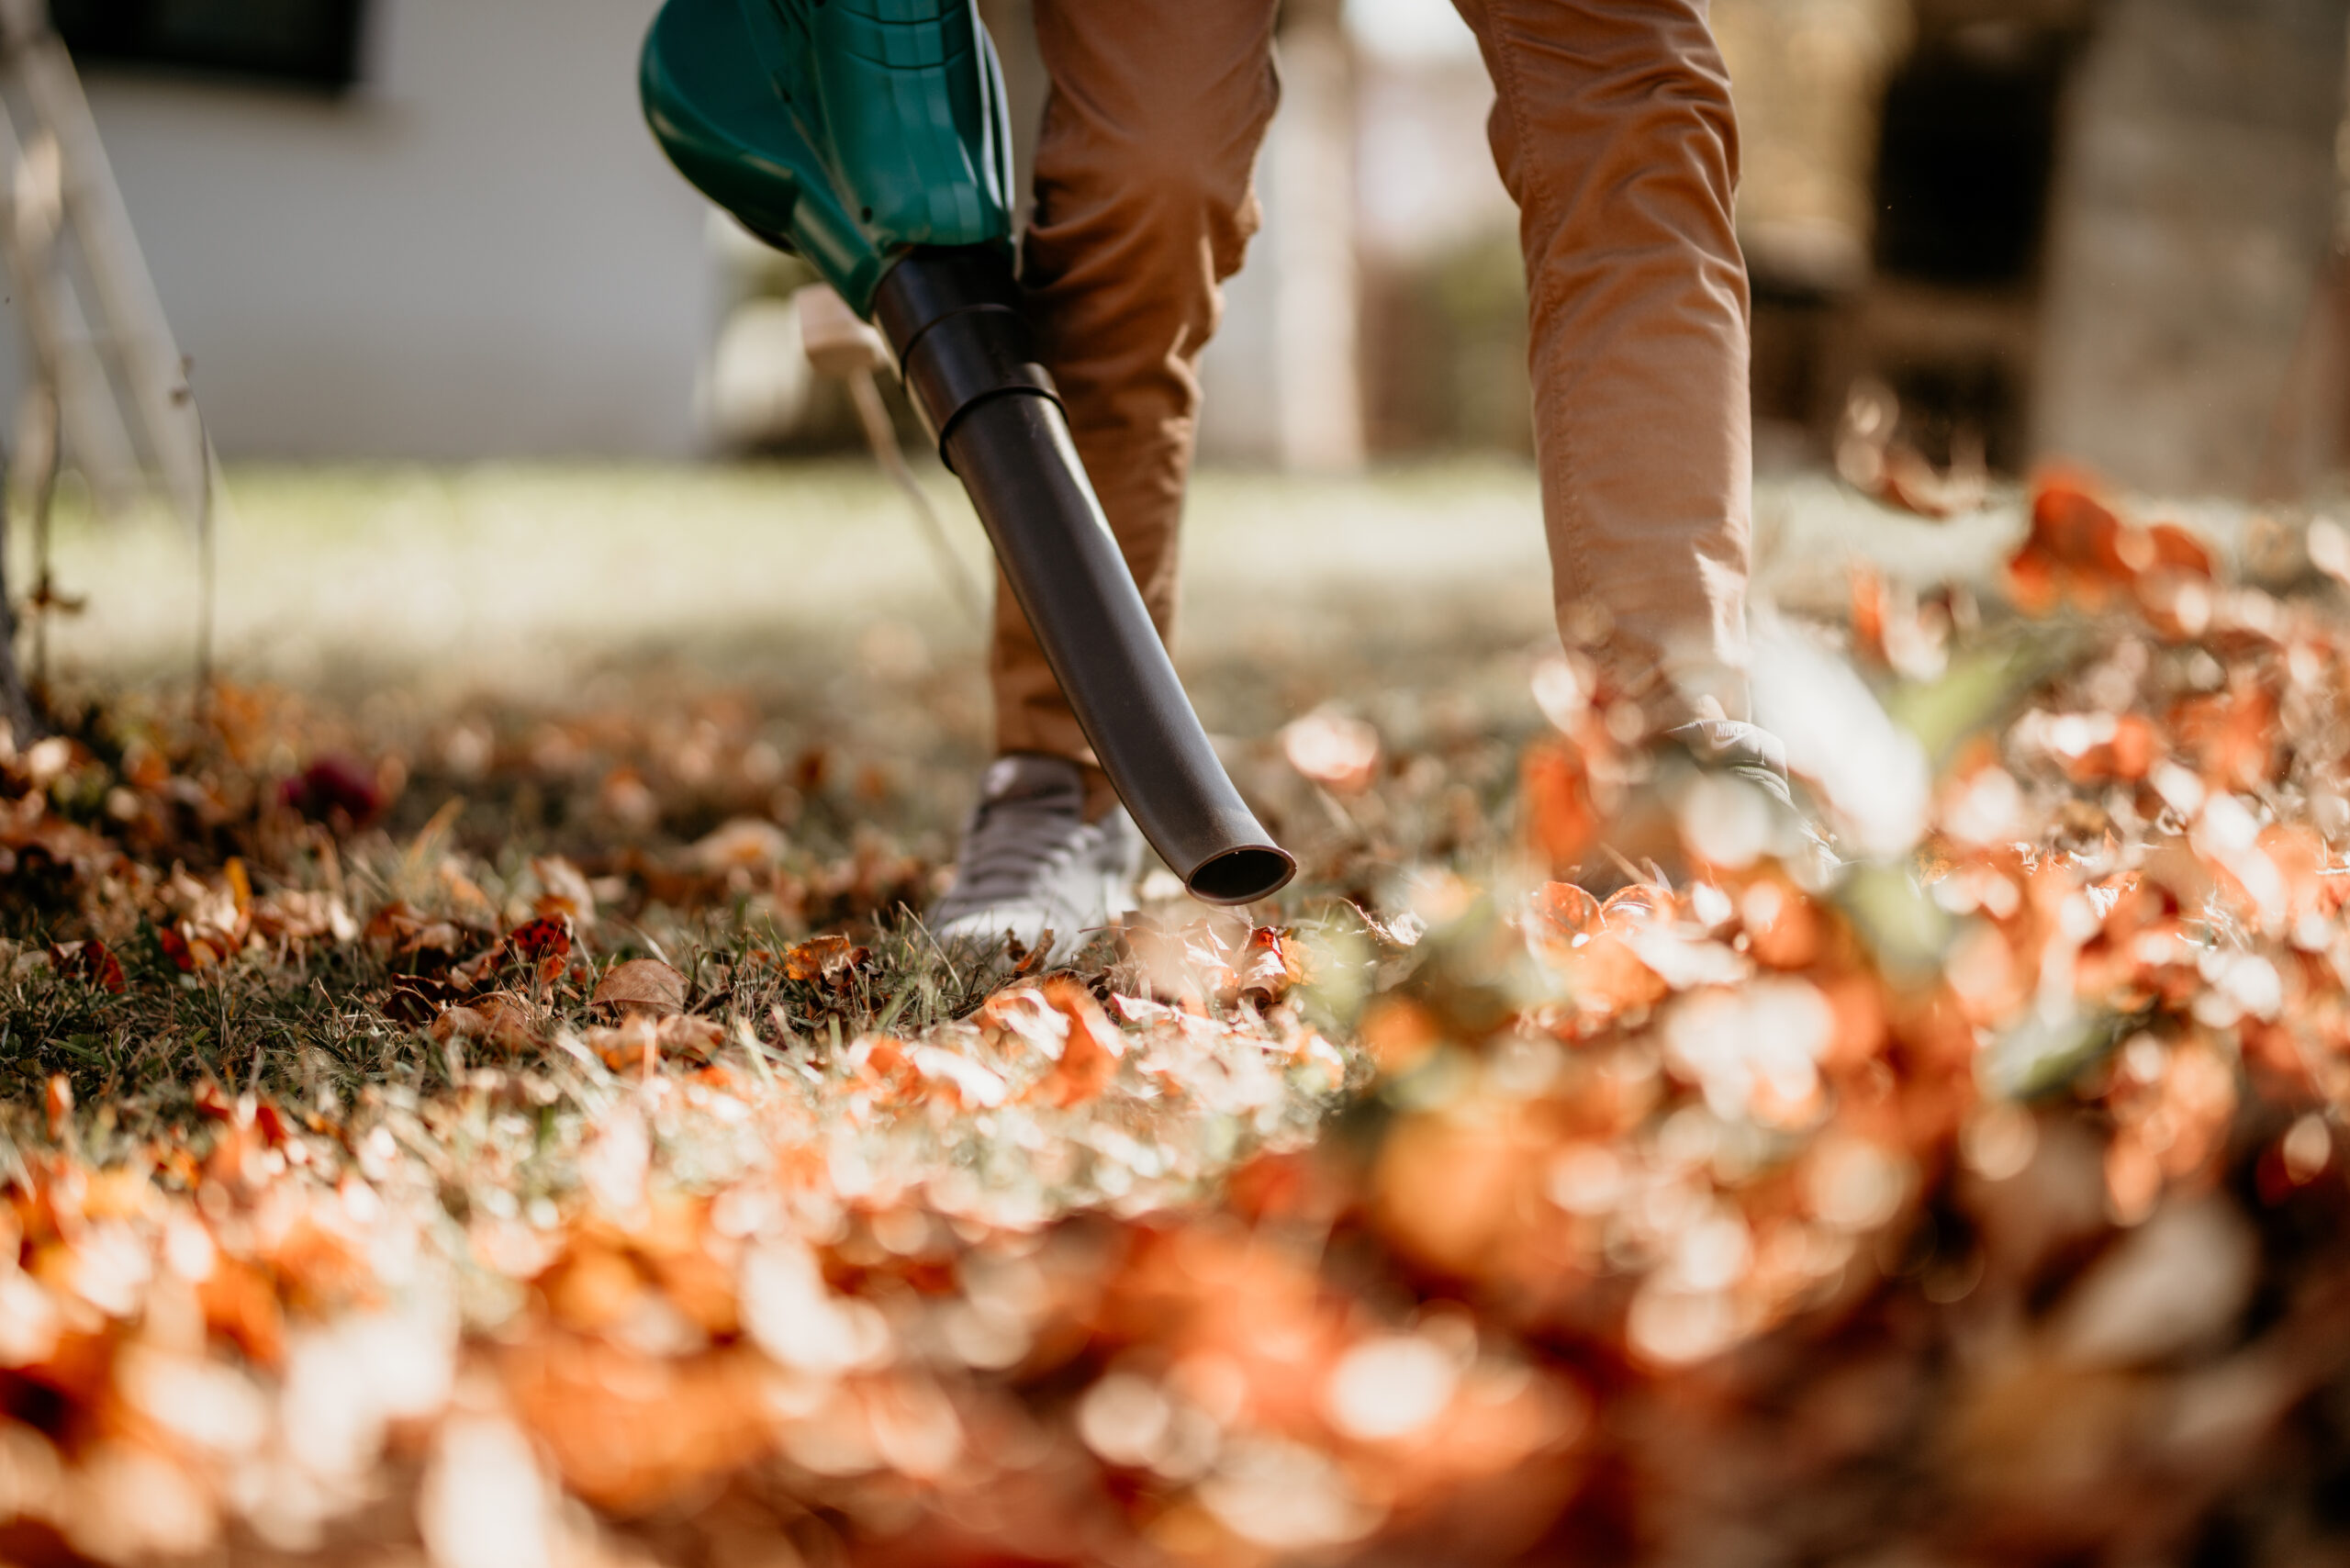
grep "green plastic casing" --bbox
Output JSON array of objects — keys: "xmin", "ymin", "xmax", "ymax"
[{"xmin": 639, "ymin": 0, "xmax": 1016, "ymax": 316}]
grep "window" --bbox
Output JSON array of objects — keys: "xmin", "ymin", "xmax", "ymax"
[{"xmin": 48, "ymin": 0, "xmax": 368, "ymax": 93}]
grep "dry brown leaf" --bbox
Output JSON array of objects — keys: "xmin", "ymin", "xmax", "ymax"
[
  {"xmin": 783, "ymin": 933, "xmax": 873, "ymax": 988},
  {"xmin": 432, "ymin": 992, "xmax": 541, "ymax": 1052},
  {"xmin": 532, "ymin": 854, "xmax": 597, "ymax": 921},
  {"xmin": 1282, "ymin": 710, "xmax": 1382, "ymax": 793},
  {"xmin": 592, "ymin": 957, "xmax": 688, "ymax": 1017},
  {"xmin": 687, "ymin": 816, "xmax": 790, "ymax": 872},
  {"xmin": 1237, "ymin": 926, "xmax": 1305, "ymax": 1003}
]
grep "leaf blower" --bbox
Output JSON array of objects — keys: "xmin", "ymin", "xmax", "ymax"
[{"xmin": 640, "ymin": 0, "xmax": 1295, "ymax": 907}]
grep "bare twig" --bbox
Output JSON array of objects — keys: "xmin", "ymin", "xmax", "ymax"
[
  {"xmin": 0, "ymin": 430, "xmax": 35, "ymax": 744},
  {"xmin": 24, "ymin": 380, "xmax": 58, "ymax": 698},
  {"xmin": 846, "ymin": 367, "xmax": 985, "ymax": 624},
  {"xmin": 184, "ymin": 368, "xmax": 216, "ymax": 729}
]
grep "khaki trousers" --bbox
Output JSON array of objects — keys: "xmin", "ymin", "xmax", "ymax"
[{"xmin": 993, "ymin": 0, "xmax": 1752, "ymax": 765}]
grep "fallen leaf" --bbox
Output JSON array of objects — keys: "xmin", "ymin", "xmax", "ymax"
[
  {"xmin": 783, "ymin": 935, "xmax": 872, "ymax": 990},
  {"xmin": 1282, "ymin": 711, "xmax": 1382, "ymax": 793},
  {"xmin": 1522, "ymin": 741, "xmax": 1599, "ymax": 871},
  {"xmin": 49, "ymin": 939, "xmax": 125, "ymax": 994},
  {"xmin": 591, "ymin": 958, "xmax": 688, "ymax": 1017},
  {"xmin": 688, "ymin": 817, "xmax": 791, "ymax": 872},
  {"xmin": 1237, "ymin": 927, "xmax": 1304, "ymax": 1003},
  {"xmin": 504, "ymin": 915, "xmax": 573, "ymax": 984}
]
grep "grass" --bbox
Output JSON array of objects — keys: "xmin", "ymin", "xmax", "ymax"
[{"xmin": 27, "ymin": 458, "xmax": 2341, "ymax": 1564}]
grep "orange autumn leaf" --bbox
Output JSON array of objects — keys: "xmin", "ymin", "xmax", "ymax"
[
  {"xmin": 1521, "ymin": 739, "xmax": 1599, "ymax": 870},
  {"xmin": 854, "ymin": 1035, "xmax": 923, "ymax": 1101},
  {"xmin": 502, "ymin": 1338, "xmax": 773, "ymax": 1515},
  {"xmin": 2141, "ymin": 520, "xmax": 2216, "ymax": 578},
  {"xmin": 1237, "ymin": 926, "xmax": 1305, "ymax": 1003},
  {"xmin": 1024, "ymin": 977, "xmax": 1125, "ymax": 1107},
  {"xmin": 2056, "ymin": 711, "xmax": 2163, "ymax": 783},
  {"xmin": 1533, "ymin": 881, "xmax": 1605, "ymax": 944},
  {"xmin": 198, "ymin": 1257, "xmax": 286, "ymax": 1367},
  {"xmin": 783, "ymin": 933, "xmax": 873, "ymax": 988},
  {"xmin": 1851, "ymin": 565, "xmax": 1890, "ymax": 665},
  {"xmin": 1740, "ymin": 876, "xmax": 1825, "ymax": 970},
  {"xmin": 2171, "ymin": 677, "xmax": 2279, "ymax": 792},
  {"xmin": 1556, "ymin": 931, "xmax": 1673, "ymax": 1025},
  {"xmin": 2026, "ymin": 470, "xmax": 2132, "ymax": 575},
  {"xmin": 1359, "ymin": 995, "xmax": 1443, "ymax": 1076}
]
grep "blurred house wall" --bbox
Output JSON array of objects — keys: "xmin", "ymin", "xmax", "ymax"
[
  {"xmin": 32, "ymin": 0, "xmax": 2343, "ymax": 488},
  {"xmin": 1718, "ymin": 0, "xmax": 1909, "ymax": 283},
  {"xmin": 1732, "ymin": 0, "xmax": 2350, "ymax": 497},
  {"xmin": 970, "ymin": 0, "xmax": 1366, "ymax": 470},
  {"xmin": 1346, "ymin": 10, "xmax": 1525, "ymax": 455},
  {"xmin": 2036, "ymin": 0, "xmax": 2349, "ymax": 496},
  {"xmin": 5, "ymin": 0, "xmax": 717, "ymax": 460},
  {"xmin": 1715, "ymin": 0, "xmax": 1907, "ymax": 466},
  {"xmin": 1348, "ymin": 0, "xmax": 2350, "ymax": 501},
  {"xmin": 1196, "ymin": 3, "xmax": 1364, "ymax": 472}
]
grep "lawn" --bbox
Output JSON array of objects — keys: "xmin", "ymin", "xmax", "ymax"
[{"xmin": 3, "ymin": 459, "xmax": 2345, "ymax": 1566}]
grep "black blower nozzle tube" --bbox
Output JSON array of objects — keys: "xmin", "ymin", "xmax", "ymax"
[{"xmin": 875, "ymin": 246, "xmax": 1294, "ymax": 906}]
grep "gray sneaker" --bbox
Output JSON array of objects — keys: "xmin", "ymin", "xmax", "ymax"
[{"xmin": 929, "ymin": 754, "xmax": 1143, "ymax": 964}]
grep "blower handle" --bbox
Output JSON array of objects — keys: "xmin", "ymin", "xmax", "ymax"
[{"xmin": 874, "ymin": 246, "xmax": 1294, "ymax": 907}]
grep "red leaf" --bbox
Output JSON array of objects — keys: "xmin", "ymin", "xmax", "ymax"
[
  {"xmin": 279, "ymin": 754, "xmax": 385, "ymax": 825},
  {"xmin": 50, "ymin": 938, "xmax": 125, "ymax": 994},
  {"xmin": 508, "ymin": 915, "xmax": 571, "ymax": 962},
  {"xmin": 506, "ymin": 914, "xmax": 574, "ymax": 983}
]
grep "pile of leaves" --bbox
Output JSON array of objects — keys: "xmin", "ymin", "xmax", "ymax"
[{"xmin": 6, "ymin": 473, "xmax": 2350, "ymax": 1565}]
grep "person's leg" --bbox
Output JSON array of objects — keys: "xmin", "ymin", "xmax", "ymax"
[
  {"xmin": 1450, "ymin": 0, "xmax": 1753, "ymax": 726},
  {"xmin": 990, "ymin": 0, "xmax": 1282, "ymax": 786}
]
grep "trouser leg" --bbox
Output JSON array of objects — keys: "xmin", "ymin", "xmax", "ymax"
[
  {"xmin": 1452, "ymin": 0, "xmax": 1754, "ymax": 724},
  {"xmin": 990, "ymin": 0, "xmax": 1282, "ymax": 767}
]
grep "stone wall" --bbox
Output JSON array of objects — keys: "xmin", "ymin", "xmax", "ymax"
[{"xmin": 2034, "ymin": 0, "xmax": 2349, "ymax": 495}]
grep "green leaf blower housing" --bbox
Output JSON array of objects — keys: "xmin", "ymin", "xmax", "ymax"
[{"xmin": 641, "ymin": 0, "xmax": 1295, "ymax": 907}]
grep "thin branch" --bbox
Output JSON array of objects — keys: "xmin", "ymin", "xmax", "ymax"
[
  {"xmin": 847, "ymin": 367, "xmax": 985, "ymax": 624},
  {"xmin": 0, "ymin": 428, "xmax": 34, "ymax": 744}
]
